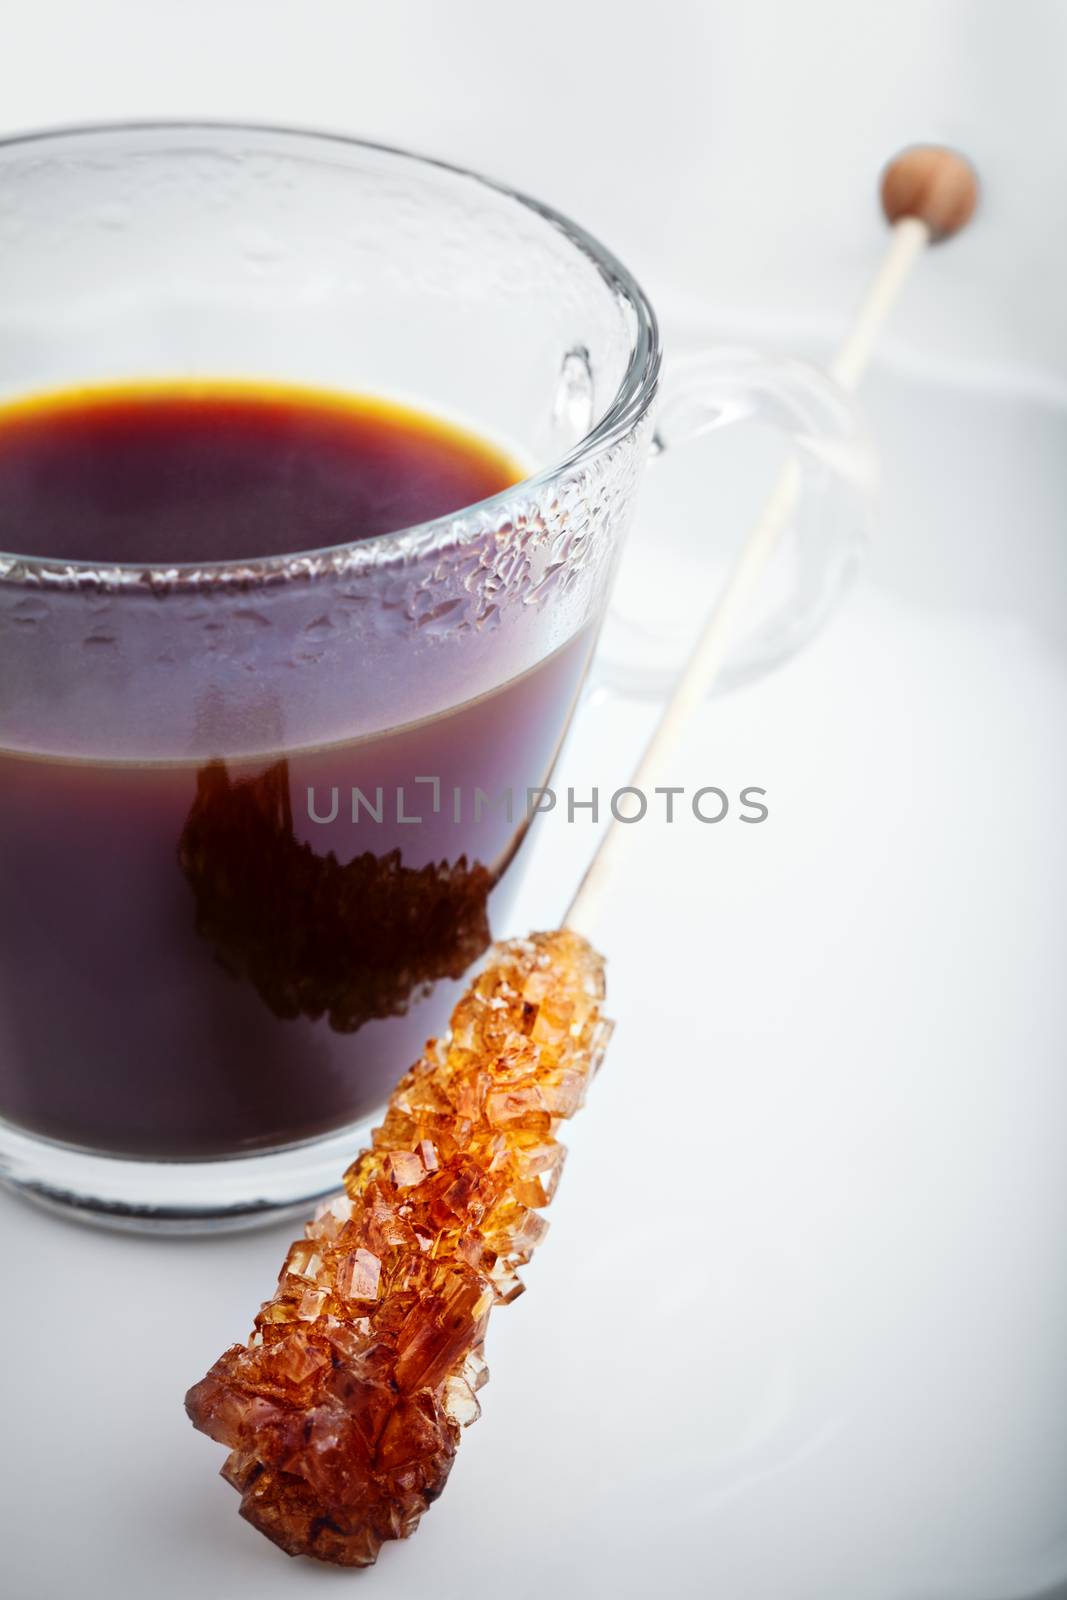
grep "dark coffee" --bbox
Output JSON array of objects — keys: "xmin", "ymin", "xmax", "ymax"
[{"xmin": 0, "ymin": 385, "xmax": 590, "ymax": 1158}]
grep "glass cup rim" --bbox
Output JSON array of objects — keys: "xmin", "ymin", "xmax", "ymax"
[{"xmin": 0, "ymin": 118, "xmax": 660, "ymax": 592}]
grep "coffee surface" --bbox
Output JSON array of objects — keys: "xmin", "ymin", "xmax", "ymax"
[{"xmin": 0, "ymin": 381, "xmax": 520, "ymax": 564}]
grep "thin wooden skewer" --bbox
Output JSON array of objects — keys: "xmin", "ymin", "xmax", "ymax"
[
  {"xmin": 183, "ymin": 147, "xmax": 981, "ymax": 1574},
  {"xmin": 565, "ymin": 146, "xmax": 979, "ymax": 938}
]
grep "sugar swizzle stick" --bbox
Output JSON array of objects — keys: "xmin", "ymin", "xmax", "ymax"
[
  {"xmin": 185, "ymin": 147, "xmax": 979, "ymax": 1566},
  {"xmin": 186, "ymin": 930, "xmax": 608, "ymax": 1566}
]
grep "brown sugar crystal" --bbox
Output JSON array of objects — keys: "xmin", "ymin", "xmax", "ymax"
[{"xmin": 185, "ymin": 929, "xmax": 610, "ymax": 1566}]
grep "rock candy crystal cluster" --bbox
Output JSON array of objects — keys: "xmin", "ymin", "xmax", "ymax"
[{"xmin": 185, "ymin": 930, "xmax": 610, "ymax": 1566}]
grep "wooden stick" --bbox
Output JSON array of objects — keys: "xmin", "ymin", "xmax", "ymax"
[{"xmin": 565, "ymin": 148, "xmax": 978, "ymax": 938}]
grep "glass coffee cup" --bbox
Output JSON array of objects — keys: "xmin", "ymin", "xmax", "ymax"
[{"xmin": 0, "ymin": 123, "xmax": 868, "ymax": 1228}]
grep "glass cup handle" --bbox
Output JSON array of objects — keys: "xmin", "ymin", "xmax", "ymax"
[{"xmin": 596, "ymin": 345, "xmax": 877, "ymax": 697}]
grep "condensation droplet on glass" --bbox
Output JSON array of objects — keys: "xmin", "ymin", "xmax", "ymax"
[{"xmin": 551, "ymin": 347, "xmax": 595, "ymax": 449}]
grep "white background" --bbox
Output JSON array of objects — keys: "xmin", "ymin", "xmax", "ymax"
[
  {"xmin": 1, "ymin": 3, "xmax": 1066, "ymax": 1598},
  {"xmin": 0, "ymin": 0, "xmax": 1064, "ymax": 378}
]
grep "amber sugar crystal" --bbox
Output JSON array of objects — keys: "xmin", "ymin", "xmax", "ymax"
[{"xmin": 185, "ymin": 930, "xmax": 610, "ymax": 1566}]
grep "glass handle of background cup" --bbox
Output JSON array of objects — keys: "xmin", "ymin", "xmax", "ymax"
[{"xmin": 594, "ymin": 346, "xmax": 876, "ymax": 699}]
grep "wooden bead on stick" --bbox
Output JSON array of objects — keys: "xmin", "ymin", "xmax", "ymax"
[{"xmin": 880, "ymin": 145, "xmax": 980, "ymax": 242}]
